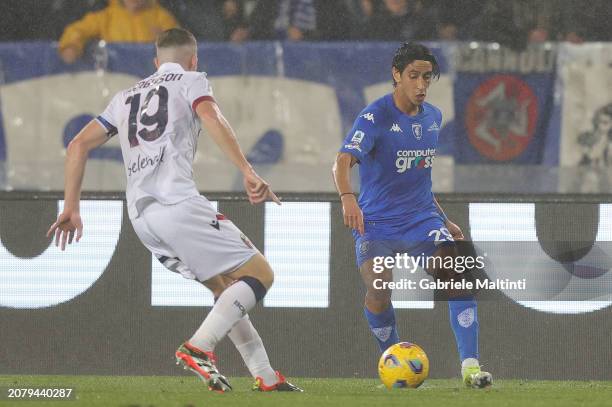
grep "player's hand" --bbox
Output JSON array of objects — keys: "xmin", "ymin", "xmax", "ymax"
[
  {"xmin": 243, "ymin": 170, "xmax": 281, "ymax": 205},
  {"xmin": 46, "ymin": 210, "xmax": 83, "ymax": 251},
  {"xmin": 341, "ymin": 194, "xmax": 364, "ymax": 236},
  {"xmin": 446, "ymin": 220, "xmax": 464, "ymax": 241}
]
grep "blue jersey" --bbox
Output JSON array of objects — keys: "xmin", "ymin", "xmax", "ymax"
[{"xmin": 339, "ymin": 94, "xmax": 442, "ymax": 225}]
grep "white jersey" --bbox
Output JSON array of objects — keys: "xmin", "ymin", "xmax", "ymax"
[{"xmin": 96, "ymin": 62, "xmax": 214, "ymax": 219}]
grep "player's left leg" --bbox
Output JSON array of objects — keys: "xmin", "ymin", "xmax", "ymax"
[
  {"xmin": 429, "ymin": 243, "xmax": 492, "ymax": 388},
  {"xmin": 411, "ymin": 213, "xmax": 491, "ymax": 388}
]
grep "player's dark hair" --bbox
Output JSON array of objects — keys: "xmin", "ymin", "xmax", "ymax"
[
  {"xmin": 156, "ymin": 28, "xmax": 197, "ymax": 49},
  {"xmin": 392, "ymin": 42, "xmax": 440, "ymax": 87}
]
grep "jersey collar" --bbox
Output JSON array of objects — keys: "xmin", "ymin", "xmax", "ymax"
[{"xmin": 157, "ymin": 62, "xmax": 186, "ymax": 72}]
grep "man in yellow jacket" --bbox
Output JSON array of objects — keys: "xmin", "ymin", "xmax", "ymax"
[{"xmin": 58, "ymin": 0, "xmax": 178, "ymax": 64}]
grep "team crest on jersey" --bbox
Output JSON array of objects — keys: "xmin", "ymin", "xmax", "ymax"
[
  {"xmin": 390, "ymin": 123, "xmax": 403, "ymax": 133},
  {"xmin": 361, "ymin": 112, "xmax": 375, "ymax": 123},
  {"xmin": 412, "ymin": 124, "xmax": 423, "ymax": 140}
]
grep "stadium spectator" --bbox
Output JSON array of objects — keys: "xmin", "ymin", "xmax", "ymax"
[
  {"xmin": 0, "ymin": 0, "xmax": 106, "ymax": 41},
  {"xmin": 434, "ymin": 0, "xmax": 481, "ymax": 41},
  {"xmin": 343, "ymin": 0, "xmax": 376, "ymax": 39},
  {"xmin": 461, "ymin": 0, "xmax": 528, "ymax": 50},
  {"xmin": 246, "ymin": 0, "xmax": 350, "ymax": 41},
  {"xmin": 553, "ymin": 0, "xmax": 611, "ymax": 42},
  {"xmin": 222, "ymin": 0, "xmax": 251, "ymax": 42},
  {"xmin": 362, "ymin": 0, "xmax": 438, "ymax": 41},
  {"xmin": 160, "ymin": 0, "xmax": 251, "ymax": 42},
  {"xmin": 58, "ymin": 0, "xmax": 178, "ymax": 64}
]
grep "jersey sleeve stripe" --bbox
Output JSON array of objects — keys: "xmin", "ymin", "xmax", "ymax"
[
  {"xmin": 95, "ymin": 115, "xmax": 118, "ymax": 137},
  {"xmin": 192, "ymin": 95, "xmax": 216, "ymax": 112}
]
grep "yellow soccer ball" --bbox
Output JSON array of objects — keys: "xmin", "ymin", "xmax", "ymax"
[{"xmin": 378, "ymin": 342, "xmax": 430, "ymax": 389}]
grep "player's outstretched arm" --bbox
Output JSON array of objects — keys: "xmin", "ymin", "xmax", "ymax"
[
  {"xmin": 195, "ymin": 100, "xmax": 280, "ymax": 205},
  {"xmin": 332, "ymin": 152, "xmax": 364, "ymax": 235},
  {"xmin": 46, "ymin": 120, "xmax": 110, "ymax": 250}
]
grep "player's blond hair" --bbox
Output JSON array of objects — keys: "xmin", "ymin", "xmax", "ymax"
[
  {"xmin": 156, "ymin": 28, "xmax": 197, "ymax": 50},
  {"xmin": 155, "ymin": 28, "xmax": 197, "ymax": 67}
]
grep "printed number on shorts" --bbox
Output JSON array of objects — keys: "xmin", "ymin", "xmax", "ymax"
[
  {"xmin": 428, "ymin": 227, "xmax": 453, "ymax": 245},
  {"xmin": 125, "ymin": 86, "xmax": 169, "ymax": 147}
]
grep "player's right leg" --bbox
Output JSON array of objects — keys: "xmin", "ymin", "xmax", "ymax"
[
  {"xmin": 189, "ymin": 256, "xmax": 301, "ymax": 392},
  {"xmin": 130, "ymin": 198, "xmax": 256, "ymax": 392},
  {"xmin": 356, "ymin": 237, "xmax": 400, "ymax": 353},
  {"xmin": 186, "ymin": 252, "xmax": 272, "ymax": 353},
  {"xmin": 171, "ymin": 275, "xmax": 232, "ymax": 392},
  {"xmin": 220, "ymin": 255, "xmax": 302, "ymax": 392}
]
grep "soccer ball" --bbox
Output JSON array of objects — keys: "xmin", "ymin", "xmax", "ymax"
[{"xmin": 378, "ymin": 342, "xmax": 430, "ymax": 389}]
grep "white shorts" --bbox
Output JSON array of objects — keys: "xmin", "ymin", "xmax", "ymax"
[{"xmin": 131, "ymin": 195, "xmax": 259, "ymax": 282}]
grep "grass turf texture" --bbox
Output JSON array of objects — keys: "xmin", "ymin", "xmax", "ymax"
[{"xmin": 1, "ymin": 376, "xmax": 611, "ymax": 407}]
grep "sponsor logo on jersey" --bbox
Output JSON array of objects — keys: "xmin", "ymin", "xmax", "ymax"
[
  {"xmin": 412, "ymin": 123, "xmax": 423, "ymax": 140},
  {"xmin": 360, "ymin": 112, "xmax": 375, "ymax": 123},
  {"xmin": 127, "ymin": 146, "xmax": 166, "ymax": 177},
  {"xmin": 428, "ymin": 122, "xmax": 440, "ymax": 131},
  {"xmin": 395, "ymin": 148, "xmax": 436, "ymax": 172},
  {"xmin": 344, "ymin": 143, "xmax": 362, "ymax": 152},
  {"xmin": 390, "ymin": 123, "xmax": 403, "ymax": 133}
]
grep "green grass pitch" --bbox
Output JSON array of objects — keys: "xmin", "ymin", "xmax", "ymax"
[{"xmin": 1, "ymin": 376, "xmax": 611, "ymax": 407}]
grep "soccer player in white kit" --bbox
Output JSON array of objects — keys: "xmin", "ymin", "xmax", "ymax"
[{"xmin": 47, "ymin": 28, "xmax": 302, "ymax": 393}]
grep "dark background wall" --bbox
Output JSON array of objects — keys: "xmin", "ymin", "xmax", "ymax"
[{"xmin": 1, "ymin": 193, "xmax": 611, "ymax": 380}]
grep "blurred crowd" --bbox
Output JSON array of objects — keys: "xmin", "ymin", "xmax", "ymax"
[{"xmin": 1, "ymin": 0, "xmax": 610, "ymax": 63}]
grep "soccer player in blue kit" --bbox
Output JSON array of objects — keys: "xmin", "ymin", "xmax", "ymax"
[{"xmin": 332, "ymin": 43, "xmax": 492, "ymax": 388}]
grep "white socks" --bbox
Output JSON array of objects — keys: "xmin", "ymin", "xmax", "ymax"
[
  {"xmin": 228, "ymin": 315, "xmax": 278, "ymax": 386},
  {"xmin": 189, "ymin": 280, "xmax": 257, "ymax": 351},
  {"xmin": 188, "ymin": 279, "xmax": 278, "ymax": 386}
]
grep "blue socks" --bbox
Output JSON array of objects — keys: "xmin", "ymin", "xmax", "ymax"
[
  {"xmin": 448, "ymin": 297, "xmax": 479, "ymax": 362},
  {"xmin": 364, "ymin": 304, "xmax": 400, "ymax": 353},
  {"xmin": 364, "ymin": 298, "xmax": 479, "ymax": 361}
]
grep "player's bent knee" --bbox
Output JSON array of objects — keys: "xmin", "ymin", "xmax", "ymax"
[
  {"xmin": 227, "ymin": 253, "xmax": 274, "ymax": 289},
  {"xmin": 239, "ymin": 275, "xmax": 268, "ymax": 303},
  {"xmin": 366, "ymin": 287, "xmax": 392, "ymax": 304}
]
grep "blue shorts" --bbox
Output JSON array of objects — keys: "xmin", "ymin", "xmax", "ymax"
[{"xmin": 354, "ymin": 213, "xmax": 455, "ymax": 268}]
